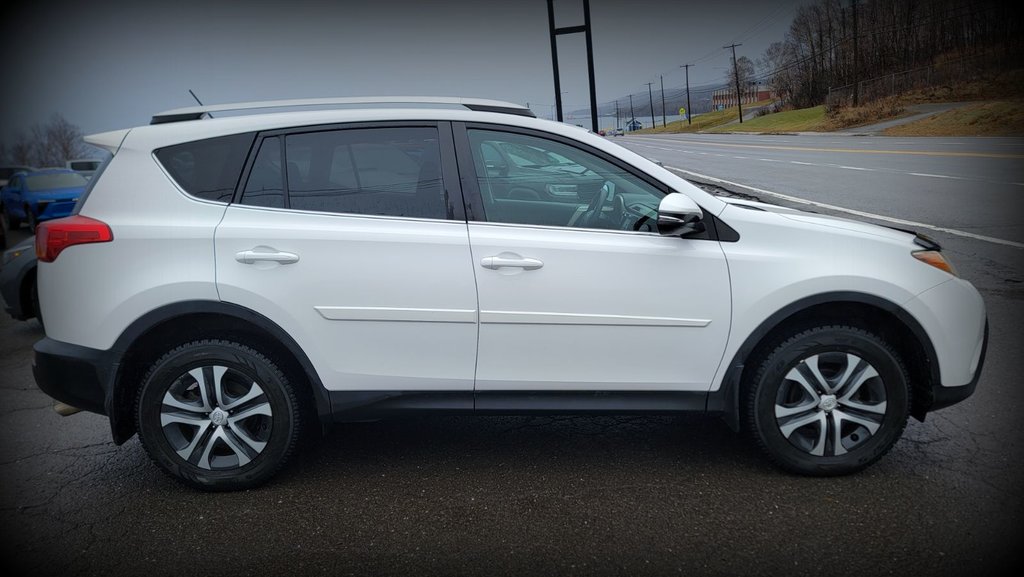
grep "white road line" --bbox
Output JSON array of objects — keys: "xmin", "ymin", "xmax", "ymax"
[
  {"xmin": 790, "ymin": 161, "xmax": 815, "ymax": 165},
  {"xmin": 838, "ymin": 165, "xmax": 873, "ymax": 171},
  {"xmin": 758, "ymin": 158, "xmax": 783, "ymax": 162},
  {"xmin": 666, "ymin": 166, "xmax": 1024, "ymax": 249},
  {"xmin": 909, "ymin": 172, "xmax": 964, "ymax": 180},
  {"xmin": 733, "ymin": 156, "xmax": 748, "ymax": 159}
]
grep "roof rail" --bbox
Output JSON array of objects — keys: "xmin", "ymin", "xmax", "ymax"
[{"xmin": 150, "ymin": 96, "xmax": 535, "ymax": 125}]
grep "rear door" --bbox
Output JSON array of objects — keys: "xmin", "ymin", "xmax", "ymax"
[{"xmin": 215, "ymin": 122, "xmax": 479, "ymax": 393}]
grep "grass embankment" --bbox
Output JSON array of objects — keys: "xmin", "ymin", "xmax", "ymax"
[
  {"xmin": 708, "ymin": 105, "xmax": 827, "ymax": 133},
  {"xmin": 629, "ymin": 100, "xmax": 773, "ymax": 134},
  {"xmin": 883, "ymin": 100, "xmax": 1024, "ymax": 136}
]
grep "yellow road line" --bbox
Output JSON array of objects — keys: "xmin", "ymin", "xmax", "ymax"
[{"xmin": 631, "ymin": 137, "xmax": 1024, "ymax": 160}]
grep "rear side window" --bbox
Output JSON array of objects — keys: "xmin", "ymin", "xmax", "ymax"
[
  {"xmin": 280, "ymin": 127, "xmax": 446, "ymax": 219},
  {"xmin": 155, "ymin": 132, "xmax": 255, "ymax": 202}
]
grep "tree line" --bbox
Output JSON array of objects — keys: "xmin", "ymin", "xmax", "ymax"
[
  {"xmin": 0, "ymin": 114, "xmax": 89, "ymax": 168},
  {"xmin": 753, "ymin": 0, "xmax": 1022, "ymax": 109}
]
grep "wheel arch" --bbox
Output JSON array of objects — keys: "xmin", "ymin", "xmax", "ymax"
[
  {"xmin": 708, "ymin": 291, "xmax": 939, "ymax": 432},
  {"xmin": 107, "ymin": 300, "xmax": 331, "ymax": 444}
]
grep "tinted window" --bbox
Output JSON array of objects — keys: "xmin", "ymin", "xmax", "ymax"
[
  {"xmin": 240, "ymin": 137, "xmax": 285, "ymax": 208},
  {"xmin": 284, "ymin": 127, "xmax": 445, "ymax": 219},
  {"xmin": 26, "ymin": 172, "xmax": 88, "ymax": 191},
  {"xmin": 467, "ymin": 129, "xmax": 664, "ymax": 232},
  {"xmin": 155, "ymin": 133, "xmax": 255, "ymax": 202},
  {"xmin": 68, "ymin": 160, "xmax": 101, "ymax": 171}
]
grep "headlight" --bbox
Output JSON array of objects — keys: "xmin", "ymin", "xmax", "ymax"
[{"xmin": 912, "ymin": 250, "xmax": 958, "ymax": 277}]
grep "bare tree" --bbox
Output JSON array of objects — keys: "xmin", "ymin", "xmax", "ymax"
[
  {"xmin": 725, "ymin": 55, "xmax": 756, "ymax": 89},
  {"xmin": 32, "ymin": 114, "xmax": 87, "ymax": 167},
  {"xmin": 10, "ymin": 133, "xmax": 35, "ymax": 166}
]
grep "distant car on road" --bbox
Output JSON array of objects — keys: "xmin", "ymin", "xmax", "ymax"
[
  {"xmin": 0, "ymin": 237, "xmax": 39, "ymax": 325},
  {"xmin": 610, "ymin": 128, "xmax": 624, "ymax": 136},
  {"xmin": 0, "ymin": 168, "xmax": 88, "ymax": 231}
]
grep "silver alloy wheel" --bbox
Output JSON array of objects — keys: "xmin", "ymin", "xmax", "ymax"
[
  {"xmin": 159, "ymin": 365, "xmax": 273, "ymax": 470},
  {"xmin": 774, "ymin": 352, "xmax": 887, "ymax": 457}
]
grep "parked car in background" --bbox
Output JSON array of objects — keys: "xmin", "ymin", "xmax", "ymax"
[
  {"xmin": 65, "ymin": 158, "xmax": 104, "ymax": 179},
  {"xmin": 609, "ymin": 128, "xmax": 624, "ymax": 136},
  {"xmin": 0, "ymin": 168, "xmax": 88, "ymax": 231},
  {"xmin": 1, "ymin": 165, "xmax": 35, "ymax": 186},
  {"xmin": 1, "ymin": 237, "xmax": 39, "ymax": 325}
]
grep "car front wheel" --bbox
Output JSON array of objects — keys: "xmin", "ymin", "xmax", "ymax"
[
  {"xmin": 747, "ymin": 325, "xmax": 910, "ymax": 476},
  {"xmin": 136, "ymin": 340, "xmax": 302, "ymax": 491}
]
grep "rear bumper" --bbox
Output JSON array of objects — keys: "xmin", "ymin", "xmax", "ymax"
[{"xmin": 33, "ymin": 337, "xmax": 114, "ymax": 416}]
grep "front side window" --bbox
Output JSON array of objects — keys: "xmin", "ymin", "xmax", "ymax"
[
  {"xmin": 467, "ymin": 129, "xmax": 664, "ymax": 232},
  {"xmin": 282, "ymin": 127, "xmax": 446, "ymax": 220}
]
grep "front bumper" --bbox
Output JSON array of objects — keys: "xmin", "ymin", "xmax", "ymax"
[
  {"xmin": 33, "ymin": 337, "xmax": 114, "ymax": 416},
  {"xmin": 927, "ymin": 320, "xmax": 988, "ymax": 413}
]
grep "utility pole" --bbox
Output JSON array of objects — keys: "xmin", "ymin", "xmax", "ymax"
[
  {"xmin": 660, "ymin": 75, "xmax": 666, "ymax": 127},
  {"xmin": 629, "ymin": 94, "xmax": 635, "ymax": 129},
  {"xmin": 615, "ymin": 100, "xmax": 620, "ymax": 129},
  {"xmin": 724, "ymin": 43, "xmax": 744, "ymax": 123},
  {"xmin": 851, "ymin": 0, "xmax": 859, "ymax": 106},
  {"xmin": 680, "ymin": 64, "xmax": 693, "ymax": 126},
  {"xmin": 546, "ymin": 0, "xmax": 599, "ymax": 131},
  {"xmin": 645, "ymin": 82, "xmax": 655, "ymax": 131}
]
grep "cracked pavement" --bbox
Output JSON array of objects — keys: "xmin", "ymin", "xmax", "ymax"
[{"xmin": 1, "ymin": 217, "xmax": 1022, "ymax": 577}]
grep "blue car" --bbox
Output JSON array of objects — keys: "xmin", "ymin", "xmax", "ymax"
[{"xmin": 1, "ymin": 168, "xmax": 88, "ymax": 231}]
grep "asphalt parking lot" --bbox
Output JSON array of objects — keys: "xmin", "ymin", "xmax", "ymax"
[{"xmin": 2, "ymin": 207, "xmax": 1022, "ymax": 576}]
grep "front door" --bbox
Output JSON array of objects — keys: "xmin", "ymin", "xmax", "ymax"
[{"xmin": 458, "ymin": 126, "xmax": 731, "ymax": 393}]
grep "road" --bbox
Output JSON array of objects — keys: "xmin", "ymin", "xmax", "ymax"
[
  {"xmin": 2, "ymin": 132, "xmax": 1024, "ymax": 576},
  {"xmin": 619, "ymin": 133, "xmax": 1024, "ymax": 245}
]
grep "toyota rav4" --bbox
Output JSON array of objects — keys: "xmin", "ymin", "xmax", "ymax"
[{"xmin": 32, "ymin": 97, "xmax": 987, "ymax": 490}]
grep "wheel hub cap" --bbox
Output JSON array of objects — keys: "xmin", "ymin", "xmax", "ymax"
[
  {"xmin": 159, "ymin": 365, "xmax": 273, "ymax": 470},
  {"xmin": 210, "ymin": 408, "xmax": 228, "ymax": 426},
  {"xmin": 818, "ymin": 395, "xmax": 838, "ymax": 412},
  {"xmin": 773, "ymin": 352, "xmax": 888, "ymax": 457}
]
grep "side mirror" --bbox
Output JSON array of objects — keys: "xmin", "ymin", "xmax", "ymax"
[{"xmin": 657, "ymin": 193, "xmax": 705, "ymax": 237}]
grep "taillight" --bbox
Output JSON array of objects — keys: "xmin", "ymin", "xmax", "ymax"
[{"xmin": 35, "ymin": 215, "xmax": 113, "ymax": 263}]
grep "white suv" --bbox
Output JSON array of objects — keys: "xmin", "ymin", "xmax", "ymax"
[{"xmin": 32, "ymin": 97, "xmax": 987, "ymax": 490}]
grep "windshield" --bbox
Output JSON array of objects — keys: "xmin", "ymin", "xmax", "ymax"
[{"xmin": 26, "ymin": 173, "xmax": 88, "ymax": 191}]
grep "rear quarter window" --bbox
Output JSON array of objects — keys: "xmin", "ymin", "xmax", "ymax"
[{"xmin": 155, "ymin": 133, "xmax": 255, "ymax": 202}]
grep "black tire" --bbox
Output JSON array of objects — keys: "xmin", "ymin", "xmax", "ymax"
[
  {"xmin": 746, "ymin": 325, "xmax": 910, "ymax": 476},
  {"xmin": 136, "ymin": 340, "xmax": 302, "ymax": 491},
  {"xmin": 30, "ymin": 276, "xmax": 43, "ymax": 332},
  {"xmin": 26, "ymin": 209, "xmax": 37, "ymax": 234}
]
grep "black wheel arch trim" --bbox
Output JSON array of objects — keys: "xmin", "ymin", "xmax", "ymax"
[
  {"xmin": 706, "ymin": 291, "xmax": 941, "ymax": 431},
  {"xmin": 106, "ymin": 300, "xmax": 332, "ymax": 443}
]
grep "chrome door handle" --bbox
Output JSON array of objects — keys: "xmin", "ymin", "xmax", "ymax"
[
  {"xmin": 481, "ymin": 254, "xmax": 544, "ymax": 270},
  {"xmin": 235, "ymin": 249, "xmax": 300, "ymax": 265}
]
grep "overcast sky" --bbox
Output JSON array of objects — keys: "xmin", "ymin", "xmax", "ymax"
[{"xmin": 0, "ymin": 0, "xmax": 803, "ymax": 143}]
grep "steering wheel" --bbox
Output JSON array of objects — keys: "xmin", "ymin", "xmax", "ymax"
[
  {"xmin": 578, "ymin": 181, "xmax": 618, "ymax": 229},
  {"xmin": 628, "ymin": 202, "xmax": 657, "ymax": 231}
]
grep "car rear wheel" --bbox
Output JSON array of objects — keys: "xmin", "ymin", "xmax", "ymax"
[
  {"xmin": 746, "ymin": 325, "xmax": 910, "ymax": 476},
  {"xmin": 136, "ymin": 340, "xmax": 302, "ymax": 491}
]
